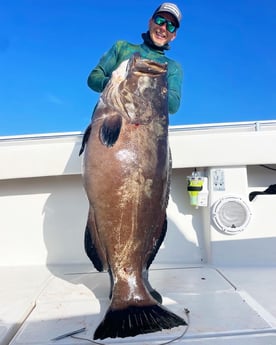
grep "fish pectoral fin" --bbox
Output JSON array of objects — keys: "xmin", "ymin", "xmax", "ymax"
[{"xmin": 99, "ymin": 114, "xmax": 122, "ymax": 147}]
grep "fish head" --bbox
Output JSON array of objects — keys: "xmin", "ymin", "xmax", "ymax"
[
  {"xmin": 126, "ymin": 53, "xmax": 167, "ymax": 77},
  {"xmin": 119, "ymin": 53, "xmax": 168, "ymax": 125}
]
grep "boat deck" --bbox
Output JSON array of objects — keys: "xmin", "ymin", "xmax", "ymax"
[
  {"xmin": 2, "ymin": 264, "xmax": 276, "ymax": 345},
  {"xmin": 1, "ymin": 124, "xmax": 276, "ymax": 344}
]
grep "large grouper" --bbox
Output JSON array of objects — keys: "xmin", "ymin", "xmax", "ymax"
[{"xmin": 81, "ymin": 53, "xmax": 186, "ymax": 340}]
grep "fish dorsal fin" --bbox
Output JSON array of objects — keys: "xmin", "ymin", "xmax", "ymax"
[{"xmin": 99, "ymin": 114, "xmax": 122, "ymax": 147}]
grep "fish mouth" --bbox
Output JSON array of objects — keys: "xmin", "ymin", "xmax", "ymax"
[{"xmin": 128, "ymin": 53, "xmax": 167, "ymax": 76}]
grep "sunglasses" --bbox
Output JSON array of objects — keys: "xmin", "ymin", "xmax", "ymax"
[{"xmin": 153, "ymin": 15, "xmax": 177, "ymax": 33}]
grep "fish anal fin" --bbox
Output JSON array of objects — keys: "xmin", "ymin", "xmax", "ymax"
[
  {"xmin": 145, "ymin": 215, "xmax": 168, "ymax": 270},
  {"xmin": 94, "ymin": 304, "xmax": 186, "ymax": 340},
  {"xmin": 99, "ymin": 114, "xmax": 122, "ymax": 147}
]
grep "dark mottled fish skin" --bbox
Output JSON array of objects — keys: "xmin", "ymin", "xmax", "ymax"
[{"xmin": 82, "ymin": 53, "xmax": 186, "ymax": 339}]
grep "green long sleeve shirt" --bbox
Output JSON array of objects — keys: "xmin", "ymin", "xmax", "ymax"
[{"xmin": 87, "ymin": 40, "xmax": 183, "ymax": 114}]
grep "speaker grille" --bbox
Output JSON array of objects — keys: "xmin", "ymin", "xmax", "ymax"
[{"xmin": 212, "ymin": 196, "xmax": 252, "ymax": 234}]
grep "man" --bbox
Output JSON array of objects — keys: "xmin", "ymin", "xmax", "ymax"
[{"xmin": 87, "ymin": 2, "xmax": 183, "ymax": 115}]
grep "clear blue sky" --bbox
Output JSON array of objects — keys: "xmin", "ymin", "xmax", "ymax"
[{"xmin": 0, "ymin": 0, "xmax": 275, "ymax": 136}]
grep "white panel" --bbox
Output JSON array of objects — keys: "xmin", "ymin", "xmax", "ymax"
[
  {"xmin": 0, "ymin": 176, "xmax": 89, "ymax": 266},
  {"xmin": 156, "ymin": 168, "xmax": 207, "ymax": 265},
  {"xmin": 208, "ymin": 166, "xmax": 276, "ymax": 266},
  {"xmin": 169, "ymin": 125, "xmax": 276, "ymax": 168},
  {"xmin": 0, "ymin": 134, "xmax": 82, "ymax": 180}
]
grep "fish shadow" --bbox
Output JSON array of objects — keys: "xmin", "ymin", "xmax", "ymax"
[
  {"xmin": 42, "ymin": 182, "xmax": 111, "ymax": 333},
  {"xmin": 40, "ymin": 140, "xmax": 110, "ymax": 328}
]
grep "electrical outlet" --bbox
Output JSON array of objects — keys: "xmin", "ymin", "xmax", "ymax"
[{"xmin": 212, "ymin": 169, "xmax": 225, "ymax": 191}]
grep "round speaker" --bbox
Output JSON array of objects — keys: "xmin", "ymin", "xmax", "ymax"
[{"xmin": 212, "ymin": 196, "xmax": 252, "ymax": 234}]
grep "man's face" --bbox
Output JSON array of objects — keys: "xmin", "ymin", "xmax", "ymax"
[{"xmin": 149, "ymin": 12, "xmax": 177, "ymax": 47}]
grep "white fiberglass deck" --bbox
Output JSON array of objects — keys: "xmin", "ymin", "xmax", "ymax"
[{"xmin": 1, "ymin": 265, "xmax": 276, "ymax": 345}]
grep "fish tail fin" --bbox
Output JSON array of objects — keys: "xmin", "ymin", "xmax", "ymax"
[{"xmin": 94, "ymin": 304, "xmax": 186, "ymax": 340}]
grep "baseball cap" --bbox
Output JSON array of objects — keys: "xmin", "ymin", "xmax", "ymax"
[{"xmin": 152, "ymin": 3, "xmax": 182, "ymax": 28}]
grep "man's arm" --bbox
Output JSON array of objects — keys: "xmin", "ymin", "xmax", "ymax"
[
  {"xmin": 167, "ymin": 61, "xmax": 183, "ymax": 114},
  {"xmin": 87, "ymin": 43, "xmax": 119, "ymax": 92}
]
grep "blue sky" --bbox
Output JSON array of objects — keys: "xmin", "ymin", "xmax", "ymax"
[{"xmin": 0, "ymin": 0, "xmax": 275, "ymax": 136}]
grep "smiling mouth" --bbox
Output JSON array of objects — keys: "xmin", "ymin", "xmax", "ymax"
[{"xmin": 155, "ymin": 30, "xmax": 166, "ymax": 40}]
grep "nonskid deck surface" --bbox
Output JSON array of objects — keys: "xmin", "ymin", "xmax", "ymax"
[{"xmin": 1, "ymin": 265, "xmax": 276, "ymax": 345}]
